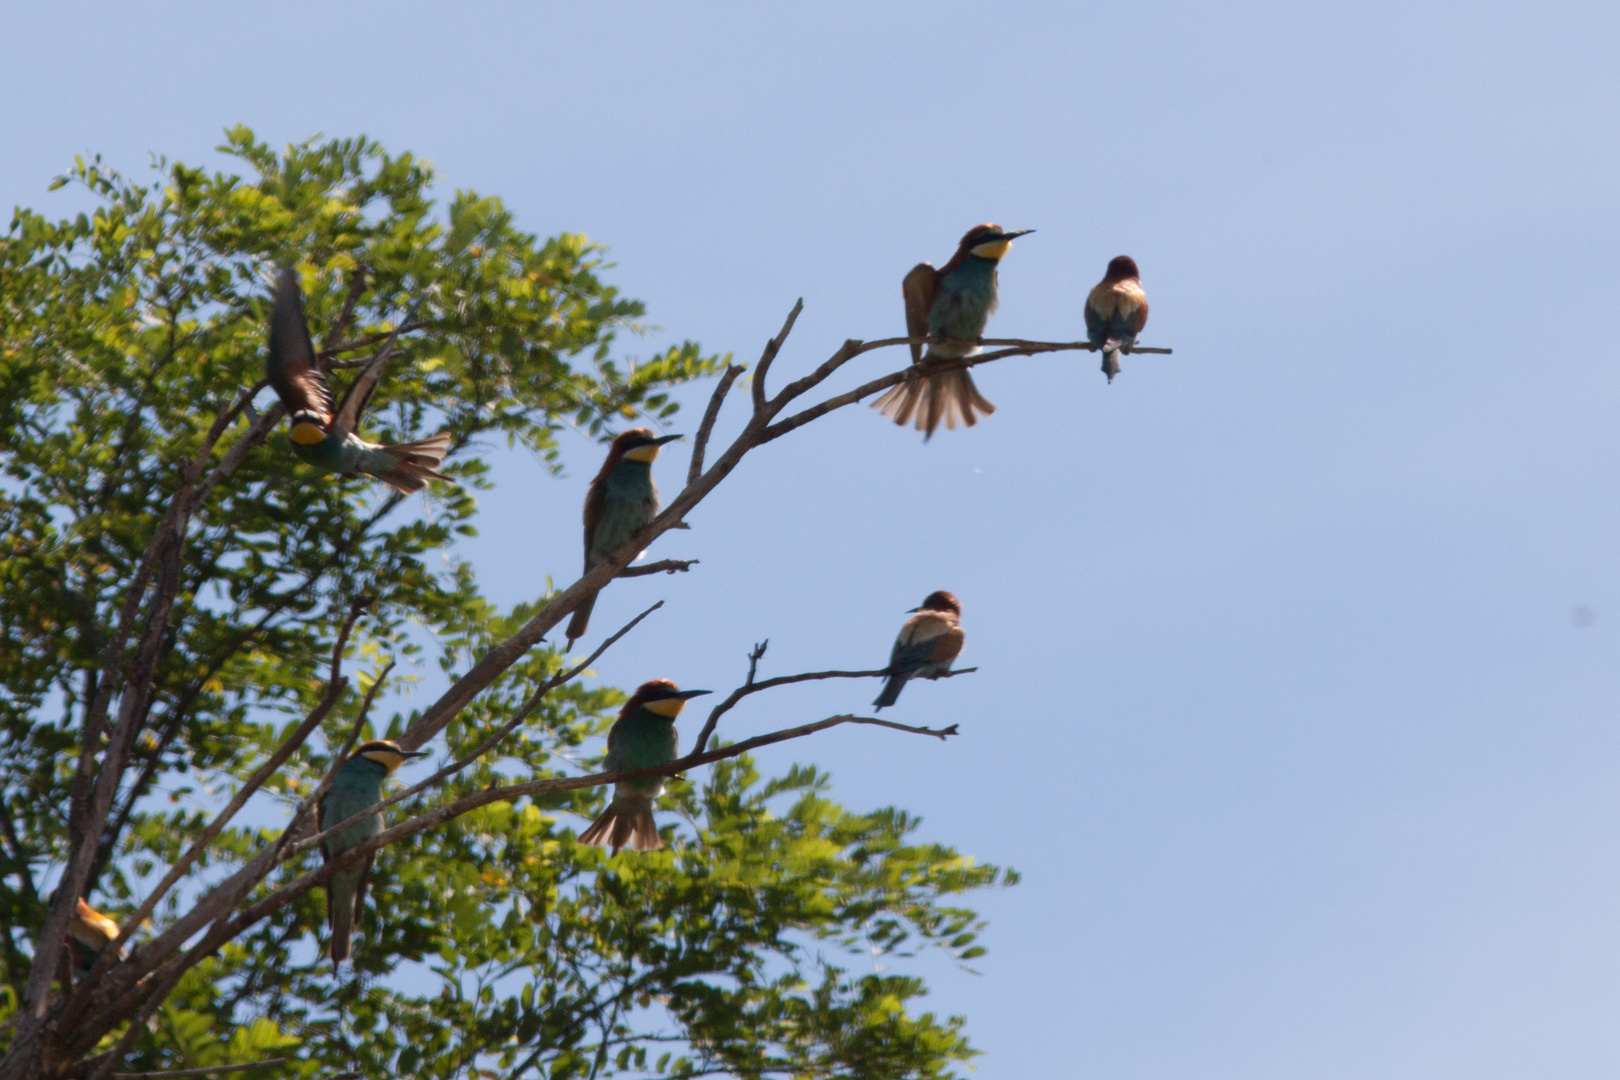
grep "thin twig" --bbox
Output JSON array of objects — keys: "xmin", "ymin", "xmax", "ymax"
[
  {"xmin": 687, "ymin": 364, "xmax": 744, "ymax": 486},
  {"xmin": 109, "ymin": 1057, "xmax": 288, "ymax": 1079},
  {"xmin": 316, "ymin": 321, "xmax": 426, "ymax": 360},
  {"xmin": 618, "ymin": 559, "xmax": 699, "ymax": 579},
  {"xmin": 691, "ymin": 665, "xmax": 975, "ymax": 756},
  {"xmin": 750, "ymin": 300, "xmax": 804, "ymax": 415}
]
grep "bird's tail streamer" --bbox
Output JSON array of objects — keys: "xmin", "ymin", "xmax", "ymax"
[
  {"xmin": 565, "ymin": 591, "xmax": 598, "ymax": 645},
  {"xmin": 872, "ymin": 672, "xmax": 909, "ymax": 710}
]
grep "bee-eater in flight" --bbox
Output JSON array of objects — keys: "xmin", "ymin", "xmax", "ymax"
[
  {"xmin": 873, "ymin": 224, "xmax": 1033, "ymax": 439},
  {"xmin": 565, "ymin": 428, "xmax": 683, "ymax": 646},
  {"xmin": 578, "ymin": 680, "xmax": 711, "ymax": 853},
  {"xmin": 319, "ymin": 738, "xmax": 428, "ymax": 970},
  {"xmin": 1085, "ymin": 256, "xmax": 1149, "ymax": 383},
  {"xmin": 266, "ymin": 269, "xmax": 452, "ymax": 493},
  {"xmin": 873, "ymin": 591, "xmax": 965, "ymax": 709},
  {"xmin": 67, "ymin": 898, "xmax": 124, "ymax": 974}
]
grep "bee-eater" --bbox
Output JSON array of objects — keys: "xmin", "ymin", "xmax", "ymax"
[
  {"xmin": 873, "ymin": 224, "xmax": 1034, "ymax": 440},
  {"xmin": 67, "ymin": 898, "xmax": 124, "ymax": 974},
  {"xmin": 873, "ymin": 591, "xmax": 965, "ymax": 710},
  {"xmin": 577, "ymin": 680, "xmax": 711, "ymax": 854},
  {"xmin": 266, "ymin": 269, "xmax": 452, "ymax": 493},
  {"xmin": 564, "ymin": 428, "xmax": 683, "ymax": 646},
  {"xmin": 1085, "ymin": 256, "xmax": 1149, "ymax": 383},
  {"xmin": 319, "ymin": 738, "xmax": 428, "ymax": 970}
]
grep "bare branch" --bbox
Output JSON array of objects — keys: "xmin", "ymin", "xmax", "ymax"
[
  {"xmin": 687, "ymin": 364, "xmax": 744, "ymax": 486},
  {"xmin": 316, "ymin": 320, "xmax": 427, "ymax": 360},
  {"xmin": 617, "ymin": 559, "xmax": 699, "ymax": 578},
  {"xmin": 692, "ymin": 664, "xmax": 975, "ymax": 756},
  {"xmin": 750, "ymin": 299, "xmax": 804, "ymax": 415},
  {"xmin": 320, "ymin": 264, "xmax": 368, "ymax": 360}
]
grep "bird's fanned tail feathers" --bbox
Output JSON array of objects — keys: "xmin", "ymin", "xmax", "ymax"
[
  {"xmin": 872, "ymin": 366, "xmax": 995, "ymax": 440},
  {"xmin": 578, "ymin": 799, "xmax": 661, "ymax": 854},
  {"xmin": 372, "ymin": 432, "xmax": 453, "ymax": 494},
  {"xmin": 566, "ymin": 591, "xmax": 598, "ymax": 646}
]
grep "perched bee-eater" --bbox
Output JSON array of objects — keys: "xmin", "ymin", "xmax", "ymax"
[
  {"xmin": 319, "ymin": 738, "xmax": 428, "ymax": 970},
  {"xmin": 873, "ymin": 591, "xmax": 965, "ymax": 710},
  {"xmin": 873, "ymin": 224, "xmax": 1033, "ymax": 439},
  {"xmin": 565, "ymin": 428, "xmax": 683, "ymax": 646},
  {"xmin": 577, "ymin": 680, "xmax": 710, "ymax": 854},
  {"xmin": 67, "ymin": 898, "xmax": 125, "ymax": 974},
  {"xmin": 266, "ymin": 269, "xmax": 452, "ymax": 493},
  {"xmin": 1085, "ymin": 256, "xmax": 1149, "ymax": 383}
]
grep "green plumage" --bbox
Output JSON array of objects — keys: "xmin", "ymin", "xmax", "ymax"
[{"xmin": 319, "ymin": 754, "xmax": 388, "ymax": 970}]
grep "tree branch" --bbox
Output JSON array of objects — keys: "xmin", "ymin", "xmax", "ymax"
[
  {"xmin": 617, "ymin": 559, "xmax": 698, "ymax": 578},
  {"xmin": 750, "ymin": 300, "xmax": 804, "ymax": 415},
  {"xmin": 687, "ymin": 364, "xmax": 744, "ymax": 486}
]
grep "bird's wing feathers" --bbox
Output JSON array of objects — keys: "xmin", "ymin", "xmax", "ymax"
[
  {"xmin": 1132, "ymin": 295, "xmax": 1149, "ymax": 334},
  {"xmin": 581, "ymin": 479, "xmax": 607, "ymax": 571},
  {"xmin": 331, "ymin": 345, "xmax": 391, "ymax": 438},
  {"xmin": 266, "ymin": 271, "xmax": 335, "ymax": 425},
  {"xmin": 901, "ymin": 263, "xmax": 937, "ymax": 365},
  {"xmin": 890, "ymin": 612, "xmax": 958, "ymax": 673}
]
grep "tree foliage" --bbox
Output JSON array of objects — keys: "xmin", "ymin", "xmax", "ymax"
[{"xmin": 0, "ymin": 130, "xmax": 1011, "ymax": 1078}]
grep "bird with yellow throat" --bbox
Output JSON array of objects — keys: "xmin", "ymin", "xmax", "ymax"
[
  {"xmin": 577, "ymin": 680, "xmax": 711, "ymax": 853},
  {"xmin": 565, "ymin": 428, "xmax": 683, "ymax": 646},
  {"xmin": 265, "ymin": 268, "xmax": 452, "ymax": 494}
]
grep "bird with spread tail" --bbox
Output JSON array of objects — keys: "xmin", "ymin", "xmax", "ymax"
[
  {"xmin": 578, "ymin": 680, "xmax": 711, "ymax": 854},
  {"xmin": 1085, "ymin": 256, "xmax": 1149, "ymax": 383},
  {"xmin": 873, "ymin": 224, "xmax": 1033, "ymax": 439},
  {"xmin": 873, "ymin": 591, "xmax": 965, "ymax": 709},
  {"xmin": 319, "ymin": 738, "xmax": 428, "ymax": 970},
  {"xmin": 565, "ymin": 428, "xmax": 683, "ymax": 646},
  {"xmin": 266, "ymin": 268, "xmax": 452, "ymax": 493},
  {"xmin": 67, "ymin": 898, "xmax": 125, "ymax": 974}
]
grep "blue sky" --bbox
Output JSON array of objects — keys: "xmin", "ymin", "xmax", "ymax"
[{"xmin": 8, "ymin": 2, "xmax": 1620, "ymax": 1076}]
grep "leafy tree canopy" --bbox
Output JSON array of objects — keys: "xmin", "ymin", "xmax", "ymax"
[{"xmin": 0, "ymin": 129, "xmax": 1011, "ymax": 1078}]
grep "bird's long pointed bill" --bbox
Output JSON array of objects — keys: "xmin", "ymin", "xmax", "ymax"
[
  {"xmin": 998, "ymin": 229, "xmax": 1035, "ymax": 240},
  {"xmin": 652, "ymin": 434, "xmax": 685, "ymax": 446},
  {"xmin": 673, "ymin": 689, "xmax": 712, "ymax": 699}
]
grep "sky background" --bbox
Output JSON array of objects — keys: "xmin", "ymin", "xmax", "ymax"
[{"xmin": 7, "ymin": 2, "xmax": 1620, "ymax": 1076}]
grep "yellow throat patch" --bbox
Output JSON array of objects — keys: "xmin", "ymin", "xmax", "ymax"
[
  {"xmin": 970, "ymin": 238, "xmax": 1012, "ymax": 260},
  {"xmin": 621, "ymin": 444, "xmax": 662, "ymax": 464},
  {"xmin": 290, "ymin": 421, "xmax": 327, "ymax": 446},
  {"xmin": 643, "ymin": 697, "xmax": 687, "ymax": 718},
  {"xmin": 362, "ymin": 748, "xmax": 409, "ymax": 773}
]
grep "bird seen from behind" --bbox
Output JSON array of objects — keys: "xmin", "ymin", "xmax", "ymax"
[
  {"xmin": 565, "ymin": 428, "xmax": 683, "ymax": 646},
  {"xmin": 578, "ymin": 680, "xmax": 712, "ymax": 854},
  {"xmin": 1085, "ymin": 256, "xmax": 1149, "ymax": 383},
  {"xmin": 319, "ymin": 738, "xmax": 428, "ymax": 971},
  {"xmin": 873, "ymin": 224, "xmax": 1034, "ymax": 439},
  {"xmin": 265, "ymin": 268, "xmax": 452, "ymax": 493},
  {"xmin": 873, "ymin": 591, "xmax": 965, "ymax": 709},
  {"xmin": 67, "ymin": 898, "xmax": 125, "ymax": 974}
]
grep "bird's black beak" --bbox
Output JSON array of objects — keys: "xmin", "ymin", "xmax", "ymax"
[
  {"xmin": 402, "ymin": 749, "xmax": 431, "ymax": 758},
  {"xmin": 652, "ymin": 433, "xmax": 685, "ymax": 446},
  {"xmin": 906, "ymin": 606, "xmax": 921, "ymax": 613},
  {"xmin": 674, "ymin": 689, "xmax": 713, "ymax": 699},
  {"xmin": 998, "ymin": 229, "xmax": 1035, "ymax": 240}
]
